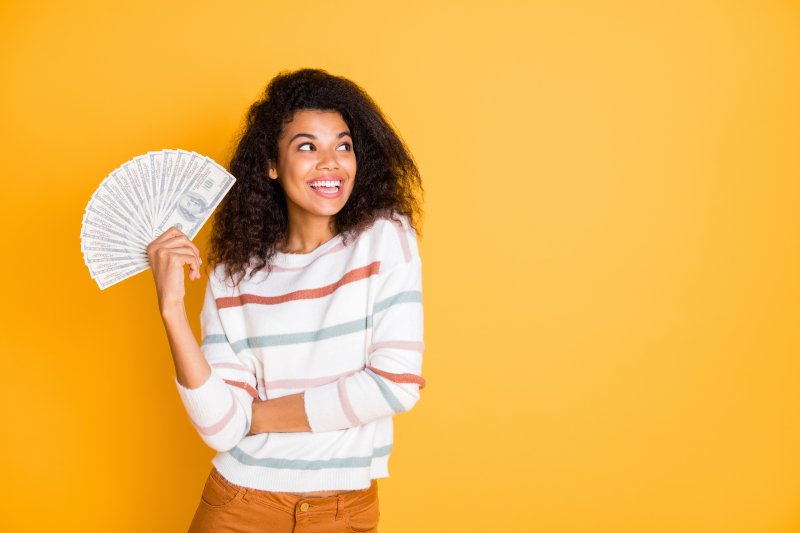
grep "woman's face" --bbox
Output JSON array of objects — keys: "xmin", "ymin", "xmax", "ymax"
[{"xmin": 269, "ymin": 109, "xmax": 357, "ymax": 226}]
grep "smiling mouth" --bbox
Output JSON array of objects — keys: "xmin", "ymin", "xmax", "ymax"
[{"xmin": 308, "ymin": 179, "xmax": 342, "ymax": 192}]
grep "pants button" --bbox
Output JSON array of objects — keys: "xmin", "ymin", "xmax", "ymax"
[{"xmin": 300, "ymin": 502, "xmax": 310, "ymax": 512}]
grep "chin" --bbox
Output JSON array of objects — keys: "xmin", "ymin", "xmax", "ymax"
[
  {"xmin": 314, "ymin": 198, "xmax": 351, "ymax": 215},
  {"xmin": 311, "ymin": 204, "xmax": 345, "ymax": 217}
]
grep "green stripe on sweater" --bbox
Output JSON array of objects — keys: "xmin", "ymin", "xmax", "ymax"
[
  {"xmin": 228, "ymin": 444, "xmax": 393, "ymax": 470},
  {"xmin": 202, "ymin": 290, "xmax": 422, "ymax": 352}
]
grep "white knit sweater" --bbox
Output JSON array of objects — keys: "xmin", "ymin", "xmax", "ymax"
[{"xmin": 175, "ymin": 213, "xmax": 425, "ymax": 492}]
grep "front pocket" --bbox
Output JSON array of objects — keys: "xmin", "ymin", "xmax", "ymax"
[
  {"xmin": 199, "ymin": 471, "xmax": 240, "ymax": 510},
  {"xmin": 345, "ymin": 500, "xmax": 380, "ymax": 533}
]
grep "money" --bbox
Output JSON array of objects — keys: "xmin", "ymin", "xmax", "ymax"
[{"xmin": 81, "ymin": 150, "xmax": 236, "ymax": 290}]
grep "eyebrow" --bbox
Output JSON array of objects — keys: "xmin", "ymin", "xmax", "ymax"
[{"xmin": 287, "ymin": 131, "xmax": 352, "ymax": 144}]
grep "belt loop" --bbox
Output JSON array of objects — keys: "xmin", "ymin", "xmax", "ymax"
[{"xmin": 336, "ymin": 495, "xmax": 344, "ymax": 520}]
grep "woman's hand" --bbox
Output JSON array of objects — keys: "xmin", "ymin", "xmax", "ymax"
[
  {"xmin": 247, "ymin": 394, "xmax": 311, "ymax": 434},
  {"xmin": 146, "ymin": 226, "xmax": 203, "ymax": 313}
]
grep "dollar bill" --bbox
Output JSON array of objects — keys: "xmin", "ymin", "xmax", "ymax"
[
  {"xmin": 95, "ymin": 263, "xmax": 150, "ymax": 290},
  {"xmin": 155, "ymin": 157, "xmax": 234, "ymax": 239},
  {"xmin": 81, "ymin": 149, "xmax": 236, "ymax": 290}
]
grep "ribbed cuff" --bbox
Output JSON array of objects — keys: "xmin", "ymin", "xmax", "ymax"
[
  {"xmin": 303, "ymin": 382, "xmax": 352, "ymax": 432},
  {"xmin": 175, "ymin": 372, "xmax": 233, "ymax": 426}
]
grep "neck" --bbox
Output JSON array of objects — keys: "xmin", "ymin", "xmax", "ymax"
[{"xmin": 280, "ymin": 213, "xmax": 338, "ymax": 254}]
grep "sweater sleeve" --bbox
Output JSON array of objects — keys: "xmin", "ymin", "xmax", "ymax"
[
  {"xmin": 303, "ymin": 224, "xmax": 425, "ymax": 433},
  {"xmin": 175, "ymin": 278, "xmax": 258, "ymax": 452}
]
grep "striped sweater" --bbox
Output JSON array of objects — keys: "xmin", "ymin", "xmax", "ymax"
[{"xmin": 175, "ymin": 213, "xmax": 425, "ymax": 492}]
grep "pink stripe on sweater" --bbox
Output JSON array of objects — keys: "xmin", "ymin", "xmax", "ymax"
[
  {"xmin": 267, "ymin": 369, "xmax": 361, "ymax": 390},
  {"xmin": 368, "ymin": 341, "xmax": 425, "ymax": 354},
  {"xmin": 224, "ymin": 379, "xmax": 259, "ymax": 400},
  {"xmin": 212, "ymin": 362, "xmax": 250, "ymax": 372},
  {"xmin": 338, "ymin": 377, "xmax": 362, "ymax": 426},
  {"xmin": 366, "ymin": 365, "xmax": 426, "ymax": 389},
  {"xmin": 193, "ymin": 389, "xmax": 238, "ymax": 436}
]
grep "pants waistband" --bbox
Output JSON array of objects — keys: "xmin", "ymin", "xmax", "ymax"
[{"xmin": 209, "ymin": 467, "xmax": 377, "ymax": 518}]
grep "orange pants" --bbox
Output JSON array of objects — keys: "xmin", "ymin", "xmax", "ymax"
[{"xmin": 188, "ymin": 468, "xmax": 380, "ymax": 533}]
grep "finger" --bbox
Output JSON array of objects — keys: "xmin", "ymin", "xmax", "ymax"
[
  {"xmin": 157, "ymin": 240, "xmax": 199, "ymax": 255},
  {"xmin": 150, "ymin": 246, "xmax": 198, "ymax": 268},
  {"xmin": 161, "ymin": 246, "xmax": 200, "ymax": 262},
  {"xmin": 181, "ymin": 240, "xmax": 202, "ymax": 261},
  {"xmin": 167, "ymin": 250, "xmax": 202, "ymax": 269},
  {"xmin": 169, "ymin": 253, "xmax": 202, "ymax": 279},
  {"xmin": 155, "ymin": 226, "xmax": 187, "ymax": 243},
  {"xmin": 153, "ymin": 234, "xmax": 200, "ymax": 254},
  {"xmin": 147, "ymin": 227, "xmax": 185, "ymax": 256},
  {"xmin": 186, "ymin": 253, "xmax": 202, "ymax": 281},
  {"xmin": 153, "ymin": 239, "xmax": 202, "ymax": 263}
]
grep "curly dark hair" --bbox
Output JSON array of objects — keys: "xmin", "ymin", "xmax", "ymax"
[{"xmin": 207, "ymin": 68, "xmax": 423, "ymax": 285}]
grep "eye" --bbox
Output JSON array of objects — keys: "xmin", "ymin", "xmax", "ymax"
[
  {"xmin": 298, "ymin": 142, "xmax": 314, "ymax": 151},
  {"xmin": 336, "ymin": 143, "xmax": 352, "ymax": 151}
]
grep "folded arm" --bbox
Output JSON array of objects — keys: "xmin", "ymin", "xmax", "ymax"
[{"xmin": 251, "ymin": 252, "xmax": 426, "ymax": 434}]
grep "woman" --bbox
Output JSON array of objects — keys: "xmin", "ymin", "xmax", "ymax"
[{"xmin": 147, "ymin": 68, "xmax": 425, "ymax": 532}]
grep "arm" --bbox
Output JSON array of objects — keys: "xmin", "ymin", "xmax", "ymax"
[
  {"xmin": 149, "ymin": 227, "xmax": 257, "ymax": 451},
  {"xmin": 250, "ymin": 230, "xmax": 425, "ymax": 434},
  {"xmin": 161, "ymin": 303, "xmax": 211, "ymax": 390}
]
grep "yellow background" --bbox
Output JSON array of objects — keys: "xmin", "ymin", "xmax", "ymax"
[{"xmin": 1, "ymin": 1, "xmax": 799, "ymax": 531}]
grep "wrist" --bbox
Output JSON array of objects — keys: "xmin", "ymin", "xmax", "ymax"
[
  {"xmin": 249, "ymin": 400, "xmax": 265, "ymax": 435},
  {"xmin": 160, "ymin": 300, "xmax": 187, "ymax": 323}
]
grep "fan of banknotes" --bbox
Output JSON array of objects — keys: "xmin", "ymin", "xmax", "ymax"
[{"xmin": 81, "ymin": 149, "xmax": 236, "ymax": 290}]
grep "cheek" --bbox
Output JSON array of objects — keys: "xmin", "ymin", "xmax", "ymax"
[{"xmin": 283, "ymin": 158, "xmax": 313, "ymax": 182}]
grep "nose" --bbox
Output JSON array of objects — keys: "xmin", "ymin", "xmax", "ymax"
[{"xmin": 315, "ymin": 146, "xmax": 340, "ymax": 171}]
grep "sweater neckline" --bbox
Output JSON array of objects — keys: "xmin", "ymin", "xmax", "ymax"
[{"xmin": 272, "ymin": 233, "xmax": 345, "ymax": 267}]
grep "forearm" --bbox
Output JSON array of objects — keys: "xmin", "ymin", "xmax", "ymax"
[
  {"xmin": 160, "ymin": 301, "xmax": 211, "ymax": 389},
  {"xmin": 165, "ymin": 301, "xmax": 251, "ymax": 451},
  {"xmin": 250, "ymin": 369, "xmax": 421, "ymax": 435},
  {"xmin": 249, "ymin": 393, "xmax": 311, "ymax": 434}
]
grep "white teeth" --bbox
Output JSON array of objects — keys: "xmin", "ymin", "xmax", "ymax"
[{"xmin": 310, "ymin": 180, "xmax": 341, "ymax": 188}]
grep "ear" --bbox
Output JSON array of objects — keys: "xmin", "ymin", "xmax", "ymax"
[{"xmin": 268, "ymin": 160, "xmax": 278, "ymax": 180}]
